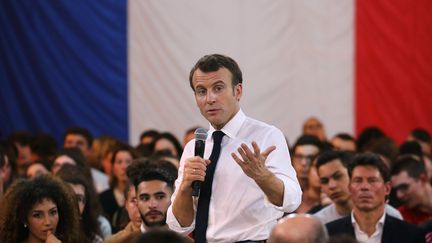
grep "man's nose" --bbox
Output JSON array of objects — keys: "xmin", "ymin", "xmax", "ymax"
[
  {"xmin": 148, "ymin": 198, "xmax": 158, "ymax": 208},
  {"xmin": 206, "ymin": 91, "xmax": 216, "ymax": 103}
]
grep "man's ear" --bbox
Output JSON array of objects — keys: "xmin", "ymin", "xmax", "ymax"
[
  {"xmin": 234, "ymin": 83, "xmax": 242, "ymax": 101},
  {"xmin": 384, "ymin": 181, "xmax": 392, "ymax": 196}
]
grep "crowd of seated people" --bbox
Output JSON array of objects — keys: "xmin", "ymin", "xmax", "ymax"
[{"xmin": 0, "ymin": 120, "xmax": 431, "ymax": 242}]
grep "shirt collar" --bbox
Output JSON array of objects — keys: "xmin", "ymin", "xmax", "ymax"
[
  {"xmin": 208, "ymin": 109, "xmax": 246, "ymax": 139},
  {"xmin": 351, "ymin": 210, "xmax": 386, "ymax": 226}
]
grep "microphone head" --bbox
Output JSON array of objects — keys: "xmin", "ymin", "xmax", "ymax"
[{"xmin": 194, "ymin": 128, "xmax": 208, "ymax": 141}]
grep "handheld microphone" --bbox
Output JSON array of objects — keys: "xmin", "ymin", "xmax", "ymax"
[{"xmin": 192, "ymin": 128, "xmax": 208, "ymax": 197}]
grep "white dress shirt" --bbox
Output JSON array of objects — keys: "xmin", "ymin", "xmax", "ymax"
[
  {"xmin": 352, "ymin": 211, "xmax": 386, "ymax": 243},
  {"xmin": 167, "ymin": 109, "xmax": 302, "ymax": 242}
]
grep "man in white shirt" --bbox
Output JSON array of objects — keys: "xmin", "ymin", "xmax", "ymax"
[
  {"xmin": 326, "ymin": 153, "xmax": 423, "ymax": 243},
  {"xmin": 167, "ymin": 54, "xmax": 302, "ymax": 242}
]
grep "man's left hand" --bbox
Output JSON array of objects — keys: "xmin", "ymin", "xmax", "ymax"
[{"xmin": 231, "ymin": 141, "xmax": 276, "ymax": 180}]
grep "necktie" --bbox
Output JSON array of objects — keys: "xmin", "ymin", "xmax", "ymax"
[{"xmin": 195, "ymin": 130, "xmax": 225, "ymax": 243}]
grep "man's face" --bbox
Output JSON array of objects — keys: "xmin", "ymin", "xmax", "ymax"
[
  {"xmin": 292, "ymin": 145, "xmax": 319, "ymax": 180},
  {"xmin": 303, "ymin": 118, "xmax": 325, "ymax": 141},
  {"xmin": 349, "ymin": 165, "xmax": 390, "ymax": 212},
  {"xmin": 330, "ymin": 137, "xmax": 356, "ymax": 152},
  {"xmin": 137, "ymin": 180, "xmax": 173, "ymax": 228},
  {"xmin": 391, "ymin": 171, "xmax": 424, "ymax": 209},
  {"xmin": 318, "ymin": 159, "xmax": 351, "ymax": 205},
  {"xmin": 64, "ymin": 134, "xmax": 89, "ymax": 155},
  {"xmin": 192, "ymin": 68, "xmax": 242, "ymax": 130}
]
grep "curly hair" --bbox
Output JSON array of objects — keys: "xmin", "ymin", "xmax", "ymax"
[
  {"xmin": 56, "ymin": 164, "xmax": 102, "ymax": 242},
  {"xmin": 0, "ymin": 175, "xmax": 82, "ymax": 243}
]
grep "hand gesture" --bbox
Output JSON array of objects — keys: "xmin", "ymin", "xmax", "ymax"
[
  {"xmin": 231, "ymin": 141, "xmax": 276, "ymax": 180},
  {"xmin": 45, "ymin": 230, "xmax": 61, "ymax": 243}
]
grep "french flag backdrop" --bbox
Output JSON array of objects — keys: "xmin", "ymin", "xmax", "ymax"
[{"xmin": 1, "ymin": 0, "xmax": 431, "ymax": 145}]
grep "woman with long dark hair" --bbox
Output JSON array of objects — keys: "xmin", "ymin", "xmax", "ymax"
[{"xmin": 0, "ymin": 175, "xmax": 82, "ymax": 243}]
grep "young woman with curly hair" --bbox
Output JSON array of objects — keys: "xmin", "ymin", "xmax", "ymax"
[{"xmin": 0, "ymin": 175, "xmax": 82, "ymax": 243}]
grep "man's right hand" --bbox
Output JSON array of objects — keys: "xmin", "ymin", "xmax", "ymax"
[{"xmin": 179, "ymin": 156, "xmax": 210, "ymax": 193}]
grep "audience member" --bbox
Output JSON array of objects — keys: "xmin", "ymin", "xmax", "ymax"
[
  {"xmin": 408, "ymin": 128, "xmax": 431, "ymax": 156},
  {"xmin": 303, "ymin": 117, "xmax": 327, "ymax": 142},
  {"xmin": 26, "ymin": 161, "xmax": 50, "ymax": 178},
  {"xmin": 295, "ymin": 160, "xmax": 330, "ymax": 214},
  {"xmin": 8, "ymin": 131, "xmax": 33, "ymax": 177},
  {"xmin": 182, "ymin": 126, "xmax": 201, "ymax": 148},
  {"xmin": 326, "ymin": 153, "xmax": 423, "ymax": 243},
  {"xmin": 135, "ymin": 130, "xmax": 160, "ymax": 158},
  {"xmin": 140, "ymin": 129, "xmax": 160, "ymax": 146},
  {"xmin": 0, "ymin": 175, "xmax": 82, "ymax": 243},
  {"xmin": 291, "ymin": 134, "xmax": 322, "ymax": 190},
  {"xmin": 314, "ymin": 151, "xmax": 401, "ymax": 224},
  {"xmin": 89, "ymin": 135, "xmax": 118, "ymax": 171},
  {"xmin": 100, "ymin": 144, "xmax": 138, "ymax": 233},
  {"xmin": 356, "ymin": 127, "xmax": 386, "ymax": 153},
  {"xmin": 269, "ymin": 214, "xmax": 328, "ymax": 243},
  {"xmin": 391, "ymin": 156, "xmax": 432, "ymax": 225},
  {"xmin": 153, "ymin": 132, "xmax": 183, "ymax": 159},
  {"xmin": 52, "ymin": 147, "xmax": 93, "ymax": 181},
  {"xmin": 64, "ymin": 126, "xmax": 109, "ymax": 193},
  {"xmin": 363, "ymin": 136, "xmax": 399, "ymax": 167},
  {"xmin": 331, "ymin": 133, "xmax": 356, "ymax": 152},
  {"xmin": 57, "ymin": 164, "xmax": 107, "ymax": 242},
  {"xmin": 29, "ymin": 133, "xmax": 58, "ymax": 164},
  {"xmin": 105, "ymin": 181, "xmax": 142, "ymax": 243},
  {"xmin": 131, "ymin": 160, "xmax": 177, "ymax": 232},
  {"xmin": 0, "ymin": 144, "xmax": 18, "ymax": 196}
]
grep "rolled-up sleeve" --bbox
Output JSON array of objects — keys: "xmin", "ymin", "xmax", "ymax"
[
  {"xmin": 263, "ymin": 129, "xmax": 302, "ymax": 212},
  {"xmin": 166, "ymin": 142, "xmax": 197, "ymax": 235}
]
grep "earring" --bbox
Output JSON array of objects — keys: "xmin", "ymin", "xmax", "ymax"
[{"xmin": 24, "ymin": 223, "xmax": 27, "ymax": 228}]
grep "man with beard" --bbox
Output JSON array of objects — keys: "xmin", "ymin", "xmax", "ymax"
[{"xmin": 134, "ymin": 164, "xmax": 175, "ymax": 232}]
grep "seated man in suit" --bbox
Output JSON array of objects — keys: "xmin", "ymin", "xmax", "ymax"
[
  {"xmin": 314, "ymin": 150, "xmax": 401, "ymax": 224},
  {"xmin": 326, "ymin": 153, "xmax": 424, "ymax": 243}
]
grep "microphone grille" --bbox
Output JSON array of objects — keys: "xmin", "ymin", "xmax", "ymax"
[{"xmin": 194, "ymin": 128, "xmax": 208, "ymax": 141}]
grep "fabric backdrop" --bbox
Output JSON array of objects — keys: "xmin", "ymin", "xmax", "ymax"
[{"xmin": 1, "ymin": 0, "xmax": 431, "ymax": 146}]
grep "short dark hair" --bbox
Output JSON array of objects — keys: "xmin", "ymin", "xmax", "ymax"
[
  {"xmin": 348, "ymin": 153, "xmax": 390, "ymax": 182},
  {"xmin": 411, "ymin": 128, "xmax": 431, "ymax": 143},
  {"xmin": 127, "ymin": 158, "xmax": 177, "ymax": 191},
  {"xmin": 356, "ymin": 127, "xmax": 385, "ymax": 152},
  {"xmin": 399, "ymin": 141, "xmax": 423, "ymax": 158},
  {"xmin": 390, "ymin": 155, "xmax": 425, "ymax": 180},
  {"xmin": 292, "ymin": 135, "xmax": 322, "ymax": 154},
  {"xmin": 139, "ymin": 129, "xmax": 160, "ymax": 143},
  {"xmin": 63, "ymin": 126, "xmax": 93, "ymax": 147},
  {"xmin": 316, "ymin": 150, "xmax": 354, "ymax": 170},
  {"xmin": 189, "ymin": 54, "xmax": 243, "ymax": 91}
]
